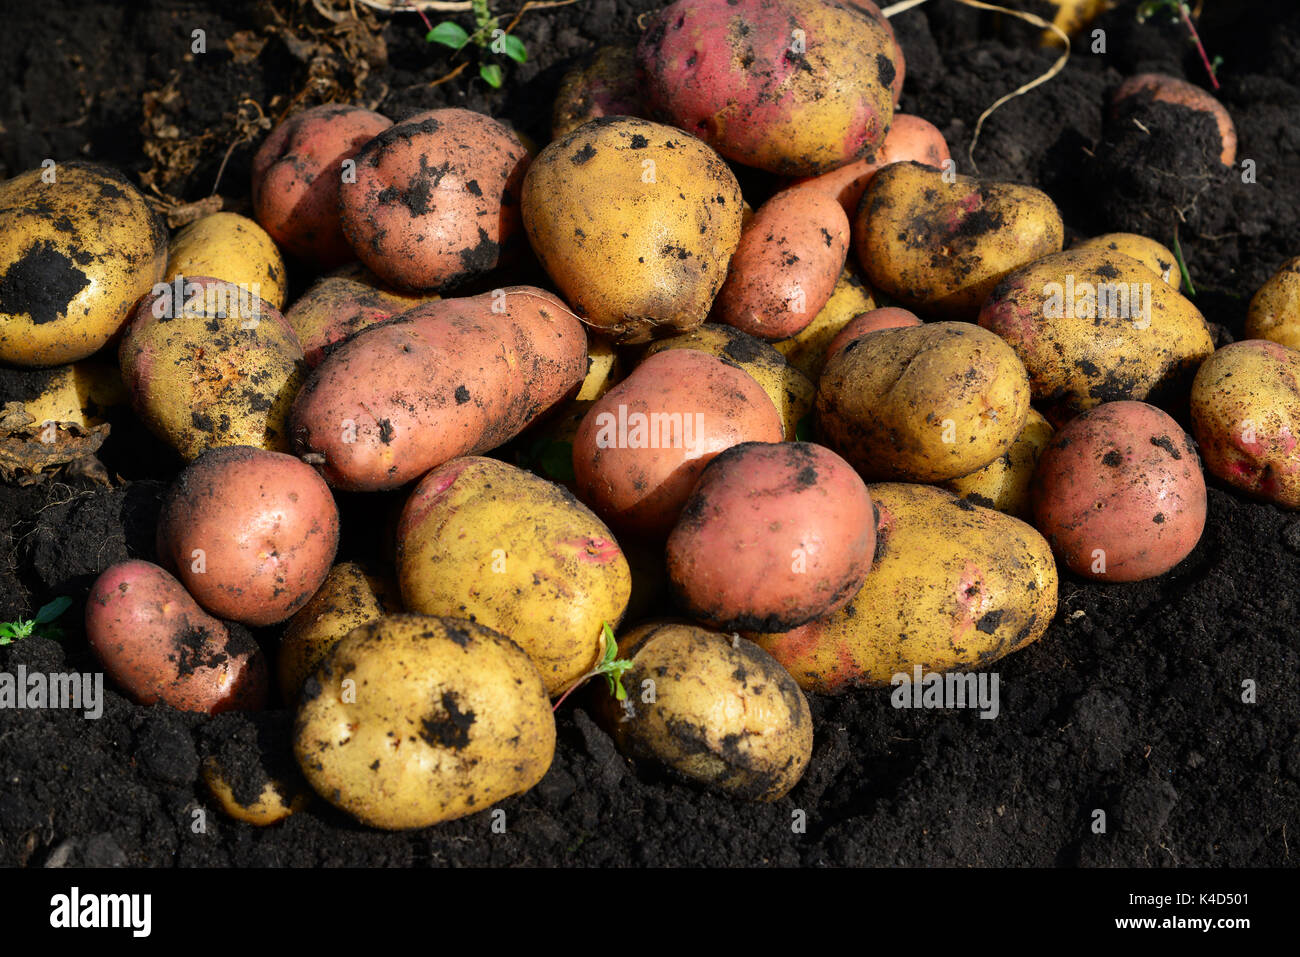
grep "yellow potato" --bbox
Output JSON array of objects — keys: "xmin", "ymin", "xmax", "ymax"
[
  {"xmin": 294, "ymin": 614, "xmax": 555, "ymax": 829},
  {"xmin": 944, "ymin": 408, "xmax": 1054, "ymax": 519},
  {"xmin": 751, "ymin": 483, "xmax": 1058, "ymax": 692},
  {"xmin": 1072, "ymin": 232, "xmax": 1180, "ymax": 290},
  {"xmin": 773, "ymin": 267, "xmax": 876, "ymax": 380},
  {"xmin": 8, "ymin": 360, "xmax": 126, "ymax": 429},
  {"xmin": 1246, "ymin": 256, "xmax": 1300, "ymax": 351},
  {"xmin": 578, "ymin": 335, "xmax": 622, "ymax": 401},
  {"xmin": 202, "ymin": 757, "xmax": 310, "ymax": 827},
  {"xmin": 0, "ymin": 163, "xmax": 167, "ymax": 366},
  {"xmin": 165, "ymin": 212, "xmax": 288, "ymax": 310}
]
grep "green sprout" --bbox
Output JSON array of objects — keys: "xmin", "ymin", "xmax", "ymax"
[
  {"xmin": 0, "ymin": 596, "xmax": 73, "ymax": 646},
  {"xmin": 1172, "ymin": 227, "xmax": 1197, "ymax": 298},
  {"xmin": 426, "ymin": 0, "xmax": 528, "ymax": 89},
  {"xmin": 552, "ymin": 621, "xmax": 634, "ymax": 711},
  {"xmin": 1135, "ymin": 1, "xmax": 1222, "ymax": 89}
]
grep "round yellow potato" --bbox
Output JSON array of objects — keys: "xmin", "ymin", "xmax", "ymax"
[
  {"xmin": 521, "ymin": 116, "xmax": 743, "ymax": 343},
  {"xmin": 817, "ymin": 321, "xmax": 1031, "ymax": 481},
  {"xmin": 773, "ymin": 267, "xmax": 876, "ymax": 379},
  {"xmin": 944, "ymin": 408, "xmax": 1054, "ymax": 519},
  {"xmin": 202, "ymin": 757, "xmax": 310, "ymax": 827},
  {"xmin": 751, "ymin": 483, "xmax": 1058, "ymax": 692},
  {"xmin": 596, "ymin": 621, "xmax": 812, "ymax": 801},
  {"xmin": 165, "ymin": 212, "xmax": 288, "ymax": 310},
  {"xmin": 1072, "ymin": 232, "xmax": 1179, "ymax": 290},
  {"xmin": 1246, "ymin": 256, "xmax": 1300, "ymax": 351},
  {"xmin": 0, "ymin": 163, "xmax": 167, "ymax": 366},
  {"xmin": 294, "ymin": 614, "xmax": 556, "ymax": 830},
  {"xmin": 8, "ymin": 360, "xmax": 126, "ymax": 429}
]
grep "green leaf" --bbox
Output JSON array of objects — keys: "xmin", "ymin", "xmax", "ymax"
[
  {"xmin": 538, "ymin": 441, "xmax": 575, "ymax": 483},
  {"xmin": 34, "ymin": 595, "xmax": 72, "ymax": 625},
  {"xmin": 426, "ymin": 21, "xmax": 470, "ymax": 50},
  {"xmin": 601, "ymin": 622, "xmax": 617, "ymax": 664},
  {"xmin": 502, "ymin": 35, "xmax": 527, "ymax": 64},
  {"xmin": 479, "ymin": 63, "xmax": 504, "ymax": 88},
  {"xmin": 0, "ymin": 624, "xmax": 15, "ymax": 639}
]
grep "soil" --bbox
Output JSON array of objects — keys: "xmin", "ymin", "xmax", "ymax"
[{"xmin": 2, "ymin": 0, "xmax": 1299, "ymax": 867}]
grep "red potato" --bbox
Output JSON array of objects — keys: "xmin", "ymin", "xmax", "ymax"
[
  {"xmin": 1112, "ymin": 73, "xmax": 1236, "ymax": 166},
  {"xmin": 338, "ymin": 108, "xmax": 529, "ymax": 290},
  {"xmin": 1031, "ymin": 401, "xmax": 1206, "ymax": 582},
  {"xmin": 156, "ymin": 447, "xmax": 340, "ymax": 626},
  {"xmin": 667, "ymin": 441, "xmax": 875, "ymax": 631},
  {"xmin": 291, "ymin": 286, "xmax": 587, "ymax": 491},
  {"xmin": 86, "ymin": 560, "xmax": 267, "ymax": 713},
  {"xmin": 825, "ymin": 306, "xmax": 923, "ymax": 362},
  {"xmin": 713, "ymin": 190, "xmax": 849, "ymax": 341},
  {"xmin": 573, "ymin": 349, "xmax": 783, "ymax": 537},
  {"xmin": 252, "ymin": 105, "xmax": 393, "ymax": 267}
]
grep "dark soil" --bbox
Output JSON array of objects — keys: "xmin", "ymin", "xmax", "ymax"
[{"xmin": 2, "ymin": 0, "xmax": 1299, "ymax": 867}]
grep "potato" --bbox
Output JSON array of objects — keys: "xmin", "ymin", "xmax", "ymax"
[
  {"xmin": 642, "ymin": 324, "xmax": 814, "ymax": 439},
  {"xmin": 667, "ymin": 441, "xmax": 875, "ymax": 631},
  {"xmin": 551, "ymin": 45, "xmax": 645, "ymax": 140},
  {"xmin": 577, "ymin": 335, "xmax": 621, "ymax": 401},
  {"xmin": 252, "ymin": 104, "xmax": 393, "ymax": 267},
  {"xmin": 573, "ymin": 349, "xmax": 783, "ymax": 536},
  {"xmin": 978, "ymin": 247, "xmax": 1214, "ymax": 424},
  {"xmin": 86, "ymin": 560, "xmax": 268, "ymax": 713},
  {"xmin": 751, "ymin": 483, "xmax": 1058, "ymax": 692},
  {"xmin": 848, "ymin": 0, "xmax": 905, "ymax": 106},
  {"xmin": 201, "ymin": 713, "xmax": 311, "ymax": 826},
  {"xmin": 637, "ymin": 0, "xmax": 896, "ymax": 176},
  {"xmin": 156, "ymin": 446, "xmax": 340, "ymax": 627},
  {"xmin": 824, "ymin": 306, "xmax": 923, "ymax": 362},
  {"xmin": 1072, "ymin": 232, "xmax": 1180, "ymax": 290},
  {"xmin": 1032, "ymin": 401, "xmax": 1205, "ymax": 581},
  {"xmin": 0, "ymin": 163, "xmax": 167, "ymax": 367},
  {"xmin": 203, "ymin": 758, "xmax": 309, "ymax": 826},
  {"xmin": 1190, "ymin": 339, "xmax": 1300, "ymax": 508},
  {"xmin": 773, "ymin": 267, "xmax": 876, "ymax": 379},
  {"xmin": 339, "ymin": 109, "xmax": 530, "ymax": 290},
  {"xmin": 945, "ymin": 408, "xmax": 1053, "ymax": 519},
  {"xmin": 6, "ymin": 360, "xmax": 126, "ymax": 430},
  {"xmin": 1246, "ymin": 256, "xmax": 1300, "ymax": 351},
  {"xmin": 119, "ymin": 276, "xmax": 305, "ymax": 460},
  {"xmin": 164, "ymin": 212, "xmax": 288, "ymax": 310},
  {"xmin": 713, "ymin": 189, "xmax": 849, "ymax": 341},
  {"xmin": 397, "ymin": 457, "xmax": 631, "ymax": 696},
  {"xmin": 817, "ymin": 321, "xmax": 1031, "ymax": 482},
  {"xmin": 279, "ymin": 562, "xmax": 393, "ymax": 703},
  {"xmin": 856, "ymin": 161, "xmax": 1064, "ymax": 319},
  {"xmin": 521, "ymin": 116, "xmax": 743, "ymax": 344},
  {"xmin": 1112, "ymin": 73, "xmax": 1236, "ymax": 166},
  {"xmin": 290, "ymin": 286, "xmax": 586, "ymax": 491},
  {"xmin": 294, "ymin": 614, "xmax": 556, "ymax": 829},
  {"xmin": 595, "ymin": 622, "xmax": 811, "ymax": 801}
]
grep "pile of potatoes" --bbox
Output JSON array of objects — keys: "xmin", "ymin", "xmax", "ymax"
[{"xmin": 0, "ymin": 0, "xmax": 1283, "ymax": 830}]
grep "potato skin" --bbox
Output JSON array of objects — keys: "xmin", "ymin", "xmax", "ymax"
[
  {"xmin": 339, "ymin": 109, "xmax": 529, "ymax": 290},
  {"xmin": 945, "ymin": 408, "xmax": 1053, "ymax": 519},
  {"xmin": 1072, "ymin": 232, "xmax": 1180, "ymax": 291},
  {"xmin": 1112, "ymin": 73, "xmax": 1236, "ymax": 166},
  {"xmin": 0, "ymin": 163, "xmax": 167, "ymax": 367},
  {"xmin": 573, "ymin": 349, "xmax": 784, "ymax": 537},
  {"xmin": 1246, "ymin": 256, "xmax": 1300, "ymax": 351},
  {"xmin": 156, "ymin": 446, "xmax": 340, "ymax": 626},
  {"xmin": 752, "ymin": 483, "xmax": 1058, "ymax": 692},
  {"xmin": 1190, "ymin": 339, "xmax": 1300, "ymax": 508},
  {"xmin": 522, "ymin": 116, "xmax": 743, "ymax": 344},
  {"xmin": 856, "ymin": 162, "xmax": 1064, "ymax": 319},
  {"xmin": 164, "ymin": 212, "xmax": 288, "ymax": 310},
  {"xmin": 396, "ymin": 457, "xmax": 632, "ymax": 697},
  {"xmin": 596, "ymin": 622, "xmax": 812, "ymax": 801},
  {"xmin": 86, "ymin": 560, "xmax": 268, "ymax": 713},
  {"xmin": 714, "ymin": 189, "xmax": 849, "ymax": 341},
  {"xmin": 773, "ymin": 266, "xmax": 876, "ymax": 379},
  {"xmin": 290, "ymin": 286, "xmax": 586, "ymax": 491},
  {"xmin": 817, "ymin": 321, "xmax": 1031, "ymax": 482},
  {"xmin": 203, "ymin": 757, "xmax": 310, "ymax": 826},
  {"xmin": 1032, "ymin": 401, "xmax": 1205, "ymax": 582},
  {"xmin": 551, "ymin": 46, "xmax": 645, "ymax": 140},
  {"xmin": 978, "ymin": 248, "xmax": 1214, "ymax": 425},
  {"xmin": 294, "ymin": 614, "xmax": 556, "ymax": 830},
  {"xmin": 119, "ymin": 276, "xmax": 305, "ymax": 460},
  {"xmin": 252, "ymin": 104, "xmax": 393, "ymax": 267},
  {"xmin": 667, "ymin": 441, "xmax": 875, "ymax": 631},
  {"xmin": 824, "ymin": 306, "xmax": 922, "ymax": 362},
  {"xmin": 637, "ymin": 0, "xmax": 896, "ymax": 176}
]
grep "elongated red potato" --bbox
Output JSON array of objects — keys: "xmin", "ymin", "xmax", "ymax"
[
  {"xmin": 1112, "ymin": 73, "xmax": 1236, "ymax": 166},
  {"xmin": 86, "ymin": 560, "xmax": 267, "ymax": 713}
]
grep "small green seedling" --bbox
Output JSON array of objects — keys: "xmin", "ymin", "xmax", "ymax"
[
  {"xmin": 426, "ymin": 0, "xmax": 528, "ymax": 89},
  {"xmin": 0, "ymin": 596, "xmax": 73, "ymax": 646},
  {"xmin": 1136, "ymin": 1, "xmax": 1222, "ymax": 89},
  {"xmin": 552, "ymin": 621, "xmax": 634, "ymax": 711},
  {"xmin": 1172, "ymin": 227, "xmax": 1197, "ymax": 297}
]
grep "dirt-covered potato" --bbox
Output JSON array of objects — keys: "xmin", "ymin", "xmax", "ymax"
[
  {"xmin": 849, "ymin": 0, "xmax": 904, "ymax": 106},
  {"xmin": 5, "ymin": 360, "xmax": 126, "ymax": 430},
  {"xmin": 1032, "ymin": 401, "xmax": 1205, "ymax": 582},
  {"xmin": 201, "ymin": 713, "xmax": 311, "ymax": 826},
  {"xmin": 0, "ymin": 163, "xmax": 167, "ymax": 367},
  {"xmin": 667, "ymin": 442, "xmax": 875, "ymax": 631},
  {"xmin": 595, "ymin": 622, "xmax": 811, "ymax": 801},
  {"xmin": 817, "ymin": 321, "xmax": 1031, "ymax": 482},
  {"xmin": 578, "ymin": 335, "xmax": 621, "ymax": 401},
  {"xmin": 945, "ymin": 408, "xmax": 1053, "ymax": 519},
  {"xmin": 119, "ymin": 276, "xmax": 305, "ymax": 459},
  {"xmin": 339, "ymin": 108, "xmax": 530, "ymax": 290},
  {"xmin": 1072, "ymin": 232, "xmax": 1180, "ymax": 290},
  {"xmin": 1246, "ymin": 256, "xmax": 1300, "ymax": 350},
  {"xmin": 573, "ymin": 349, "xmax": 783, "ymax": 536},
  {"xmin": 824, "ymin": 306, "xmax": 923, "ymax": 362},
  {"xmin": 294, "ymin": 614, "xmax": 556, "ymax": 830},
  {"xmin": 1190, "ymin": 339, "xmax": 1300, "ymax": 508},
  {"xmin": 752, "ymin": 483, "xmax": 1058, "ymax": 692},
  {"xmin": 713, "ymin": 189, "xmax": 849, "ymax": 341},
  {"xmin": 86, "ymin": 560, "xmax": 268, "ymax": 713},
  {"xmin": 396, "ymin": 457, "xmax": 632, "ymax": 697},
  {"xmin": 156, "ymin": 446, "xmax": 340, "ymax": 627},
  {"xmin": 642, "ymin": 324, "xmax": 814, "ymax": 439},
  {"xmin": 637, "ymin": 0, "xmax": 896, "ymax": 176},
  {"xmin": 163, "ymin": 212, "xmax": 288, "ymax": 310},
  {"xmin": 251, "ymin": 104, "xmax": 393, "ymax": 267},
  {"xmin": 1112, "ymin": 73, "xmax": 1236, "ymax": 166},
  {"xmin": 856, "ymin": 162, "xmax": 1064, "ymax": 319},
  {"xmin": 978, "ymin": 247, "xmax": 1214, "ymax": 424},
  {"xmin": 551, "ymin": 45, "xmax": 645, "ymax": 140},
  {"xmin": 521, "ymin": 116, "xmax": 743, "ymax": 344},
  {"xmin": 773, "ymin": 267, "xmax": 876, "ymax": 379}
]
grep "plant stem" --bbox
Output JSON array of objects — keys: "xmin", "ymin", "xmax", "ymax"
[{"xmin": 1179, "ymin": 2, "xmax": 1219, "ymax": 90}]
